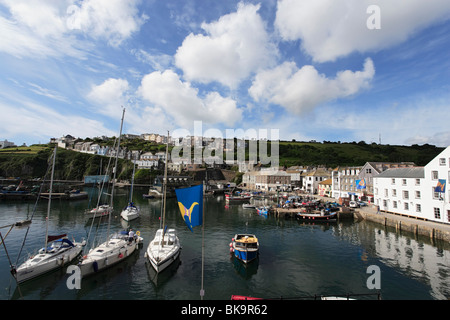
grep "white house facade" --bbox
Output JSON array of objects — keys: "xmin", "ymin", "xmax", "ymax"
[{"xmin": 373, "ymin": 146, "xmax": 450, "ymax": 224}]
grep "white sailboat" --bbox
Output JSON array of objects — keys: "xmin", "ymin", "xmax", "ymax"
[
  {"xmin": 120, "ymin": 157, "xmax": 140, "ymax": 221},
  {"xmin": 85, "ymin": 163, "xmax": 113, "ymax": 220},
  {"xmin": 14, "ymin": 147, "xmax": 85, "ymax": 283},
  {"xmin": 145, "ymin": 131, "xmax": 181, "ymax": 273},
  {"xmin": 79, "ymin": 108, "xmax": 143, "ymax": 278}
]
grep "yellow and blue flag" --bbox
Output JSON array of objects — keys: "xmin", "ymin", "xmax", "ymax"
[
  {"xmin": 356, "ymin": 179, "xmax": 366, "ymax": 189},
  {"xmin": 435, "ymin": 179, "xmax": 446, "ymax": 193},
  {"xmin": 175, "ymin": 184, "xmax": 203, "ymax": 232}
]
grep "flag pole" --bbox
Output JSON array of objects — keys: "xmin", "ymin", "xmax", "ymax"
[{"xmin": 200, "ymin": 183, "xmax": 205, "ymax": 300}]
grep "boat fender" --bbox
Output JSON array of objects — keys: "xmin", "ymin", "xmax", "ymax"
[
  {"xmin": 118, "ymin": 253, "xmax": 123, "ymax": 259},
  {"xmin": 93, "ymin": 261, "xmax": 98, "ymax": 272}
]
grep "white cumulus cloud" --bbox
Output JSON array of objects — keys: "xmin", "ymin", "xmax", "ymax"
[
  {"xmin": 138, "ymin": 70, "xmax": 241, "ymax": 127},
  {"xmin": 87, "ymin": 78, "xmax": 130, "ymax": 116},
  {"xmin": 249, "ymin": 58, "xmax": 375, "ymax": 114},
  {"xmin": 275, "ymin": 0, "xmax": 450, "ymax": 62},
  {"xmin": 174, "ymin": 2, "xmax": 278, "ymax": 88},
  {"xmin": 66, "ymin": 0, "xmax": 148, "ymax": 47},
  {"xmin": 0, "ymin": 0, "xmax": 147, "ymax": 59}
]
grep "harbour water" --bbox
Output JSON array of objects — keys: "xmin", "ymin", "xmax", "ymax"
[{"xmin": 0, "ymin": 187, "xmax": 449, "ymax": 300}]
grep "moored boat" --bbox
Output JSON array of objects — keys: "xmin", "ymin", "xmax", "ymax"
[
  {"xmin": 79, "ymin": 230, "xmax": 142, "ymax": 277},
  {"xmin": 225, "ymin": 193, "xmax": 251, "ymax": 201},
  {"xmin": 145, "ymin": 131, "xmax": 181, "ymax": 274},
  {"xmin": 256, "ymin": 206, "xmax": 268, "ymax": 216},
  {"xmin": 230, "ymin": 234, "xmax": 259, "ymax": 264},
  {"xmin": 15, "ymin": 236, "xmax": 85, "ymax": 283},
  {"xmin": 145, "ymin": 228, "xmax": 181, "ymax": 273},
  {"xmin": 296, "ymin": 211, "xmax": 337, "ymax": 222},
  {"xmin": 13, "ymin": 147, "xmax": 85, "ymax": 283},
  {"xmin": 120, "ymin": 203, "xmax": 140, "ymax": 221},
  {"xmin": 120, "ymin": 157, "xmax": 140, "ymax": 221},
  {"xmin": 85, "ymin": 204, "xmax": 112, "ymax": 219}
]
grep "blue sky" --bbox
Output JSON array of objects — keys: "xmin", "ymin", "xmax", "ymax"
[{"xmin": 1, "ymin": 0, "xmax": 449, "ymax": 147}]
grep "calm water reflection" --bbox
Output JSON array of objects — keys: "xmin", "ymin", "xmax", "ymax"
[{"xmin": 0, "ymin": 187, "xmax": 448, "ymax": 300}]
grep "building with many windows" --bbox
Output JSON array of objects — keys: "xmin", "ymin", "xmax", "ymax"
[{"xmin": 373, "ymin": 146, "xmax": 450, "ymax": 224}]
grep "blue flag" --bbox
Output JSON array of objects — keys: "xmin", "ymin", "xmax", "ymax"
[
  {"xmin": 356, "ymin": 179, "xmax": 366, "ymax": 189},
  {"xmin": 175, "ymin": 184, "xmax": 203, "ymax": 232},
  {"xmin": 435, "ymin": 179, "xmax": 446, "ymax": 193}
]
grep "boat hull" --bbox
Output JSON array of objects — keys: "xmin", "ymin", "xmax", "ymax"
[
  {"xmin": 146, "ymin": 228, "xmax": 181, "ymax": 273},
  {"xmin": 85, "ymin": 205, "xmax": 112, "ymax": 219},
  {"xmin": 15, "ymin": 242, "xmax": 84, "ymax": 283},
  {"xmin": 120, "ymin": 206, "xmax": 140, "ymax": 221},
  {"xmin": 234, "ymin": 248, "xmax": 258, "ymax": 264},
  {"xmin": 79, "ymin": 234, "xmax": 142, "ymax": 277},
  {"xmin": 231, "ymin": 234, "xmax": 259, "ymax": 264},
  {"xmin": 296, "ymin": 212, "xmax": 337, "ymax": 222}
]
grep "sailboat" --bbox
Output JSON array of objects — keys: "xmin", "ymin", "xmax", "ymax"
[
  {"xmin": 120, "ymin": 157, "xmax": 140, "ymax": 221},
  {"xmin": 145, "ymin": 131, "xmax": 181, "ymax": 273},
  {"xmin": 13, "ymin": 147, "xmax": 85, "ymax": 283},
  {"xmin": 79, "ymin": 108, "xmax": 143, "ymax": 278},
  {"xmin": 85, "ymin": 162, "xmax": 113, "ymax": 220}
]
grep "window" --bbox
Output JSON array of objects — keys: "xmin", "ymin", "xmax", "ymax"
[
  {"xmin": 403, "ymin": 190, "xmax": 409, "ymax": 199},
  {"xmin": 404, "ymin": 202, "xmax": 409, "ymax": 210},
  {"xmin": 415, "ymin": 179, "xmax": 420, "ymax": 186},
  {"xmin": 415, "ymin": 191, "xmax": 421, "ymax": 199},
  {"xmin": 402, "ymin": 179, "xmax": 407, "ymax": 186},
  {"xmin": 392, "ymin": 189, "xmax": 397, "ymax": 197},
  {"xmin": 384, "ymin": 189, "xmax": 388, "ymax": 197},
  {"xmin": 391, "ymin": 178, "xmax": 396, "ymax": 184},
  {"xmin": 393, "ymin": 201, "xmax": 397, "ymax": 208},
  {"xmin": 439, "ymin": 158, "xmax": 446, "ymax": 166},
  {"xmin": 433, "ymin": 187, "xmax": 440, "ymax": 200},
  {"xmin": 432, "ymin": 171, "xmax": 438, "ymax": 180},
  {"xmin": 434, "ymin": 208, "xmax": 441, "ymax": 219},
  {"xmin": 416, "ymin": 204, "xmax": 421, "ymax": 212}
]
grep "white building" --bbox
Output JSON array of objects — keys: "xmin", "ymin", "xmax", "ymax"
[
  {"xmin": 373, "ymin": 146, "xmax": 450, "ymax": 224},
  {"xmin": 302, "ymin": 168, "xmax": 331, "ymax": 194},
  {"xmin": 0, "ymin": 139, "xmax": 16, "ymax": 149}
]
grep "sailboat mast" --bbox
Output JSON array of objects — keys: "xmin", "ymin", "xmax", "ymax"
[
  {"xmin": 161, "ymin": 131, "xmax": 170, "ymax": 243},
  {"xmin": 129, "ymin": 155, "xmax": 136, "ymax": 204},
  {"xmin": 44, "ymin": 146, "xmax": 57, "ymax": 252},
  {"xmin": 107, "ymin": 107, "xmax": 125, "ymax": 242}
]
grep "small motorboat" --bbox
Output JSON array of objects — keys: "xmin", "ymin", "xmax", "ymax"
[
  {"xmin": 230, "ymin": 234, "xmax": 259, "ymax": 264},
  {"xmin": 296, "ymin": 211, "xmax": 337, "ymax": 222}
]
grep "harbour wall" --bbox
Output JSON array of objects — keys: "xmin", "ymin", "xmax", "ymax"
[
  {"xmin": 354, "ymin": 206, "xmax": 450, "ymax": 243},
  {"xmin": 272, "ymin": 198, "xmax": 450, "ymax": 243}
]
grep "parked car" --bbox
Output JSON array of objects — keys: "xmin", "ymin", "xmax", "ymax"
[{"xmin": 349, "ymin": 201, "xmax": 359, "ymax": 208}]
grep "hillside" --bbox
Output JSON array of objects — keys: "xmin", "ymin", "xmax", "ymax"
[
  {"xmin": 0, "ymin": 145, "xmax": 135, "ymax": 181},
  {"xmin": 277, "ymin": 141, "xmax": 443, "ymax": 167},
  {"xmin": 0, "ymin": 141, "xmax": 444, "ymax": 181}
]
